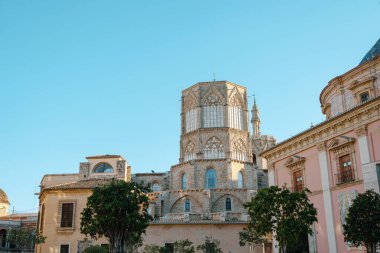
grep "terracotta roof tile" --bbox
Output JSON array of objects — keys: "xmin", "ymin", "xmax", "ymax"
[{"xmin": 44, "ymin": 178, "xmax": 114, "ymax": 191}]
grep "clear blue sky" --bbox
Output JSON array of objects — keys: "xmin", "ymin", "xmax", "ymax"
[{"xmin": 0, "ymin": 0, "xmax": 379, "ymax": 213}]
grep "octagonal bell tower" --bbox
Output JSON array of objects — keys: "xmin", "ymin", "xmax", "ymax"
[{"xmin": 170, "ymin": 81, "xmax": 256, "ymax": 192}]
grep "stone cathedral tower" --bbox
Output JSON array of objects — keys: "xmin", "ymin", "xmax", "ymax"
[{"xmin": 146, "ymin": 81, "xmax": 266, "ymax": 220}]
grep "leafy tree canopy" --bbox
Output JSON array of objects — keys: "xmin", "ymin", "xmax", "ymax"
[
  {"xmin": 83, "ymin": 245, "xmax": 108, "ymax": 253},
  {"xmin": 197, "ymin": 236, "xmax": 223, "ymax": 253},
  {"xmin": 7, "ymin": 228, "xmax": 45, "ymax": 250},
  {"xmin": 343, "ymin": 189, "xmax": 380, "ymax": 253},
  {"xmin": 242, "ymin": 186, "xmax": 317, "ymax": 253},
  {"xmin": 80, "ymin": 179, "xmax": 152, "ymax": 253}
]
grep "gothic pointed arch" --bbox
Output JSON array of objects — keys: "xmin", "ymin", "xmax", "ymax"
[
  {"xmin": 210, "ymin": 194, "xmax": 245, "ymax": 212},
  {"xmin": 184, "ymin": 140, "xmax": 196, "ymax": 162},
  {"xmin": 229, "ymin": 88, "xmax": 244, "ymax": 108},
  {"xmin": 228, "ymin": 89, "xmax": 245, "ymax": 130},
  {"xmin": 204, "ymin": 136, "xmax": 225, "ymax": 159},
  {"xmin": 231, "ymin": 138, "xmax": 248, "ymax": 161},
  {"xmin": 201, "ymin": 85, "xmax": 225, "ymax": 106},
  {"xmin": 169, "ymin": 195, "xmax": 202, "ymax": 213},
  {"xmin": 202, "ymin": 86, "xmax": 225, "ymax": 128}
]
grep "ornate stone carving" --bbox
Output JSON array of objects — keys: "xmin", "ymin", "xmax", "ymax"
[
  {"xmin": 184, "ymin": 141, "xmax": 196, "ymax": 161},
  {"xmin": 355, "ymin": 125, "xmax": 368, "ymax": 137},
  {"xmin": 316, "ymin": 142, "xmax": 326, "ymax": 151},
  {"xmin": 204, "ymin": 94, "xmax": 222, "ymax": 106},
  {"xmin": 232, "ymin": 139, "xmax": 246, "ymax": 152},
  {"xmin": 204, "ymin": 136, "xmax": 224, "ymax": 151},
  {"xmin": 185, "ymin": 94, "xmax": 197, "ymax": 111},
  {"xmin": 230, "ymin": 93, "xmax": 242, "ymax": 107},
  {"xmin": 204, "ymin": 136, "xmax": 225, "ymax": 159},
  {"xmin": 285, "ymin": 156, "xmax": 305, "ymax": 171}
]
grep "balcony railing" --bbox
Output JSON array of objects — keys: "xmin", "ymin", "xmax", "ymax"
[{"xmin": 335, "ymin": 169, "xmax": 355, "ymax": 185}]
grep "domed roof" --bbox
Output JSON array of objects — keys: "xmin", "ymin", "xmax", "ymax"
[
  {"xmin": 0, "ymin": 188, "xmax": 10, "ymax": 204},
  {"xmin": 359, "ymin": 38, "xmax": 380, "ymax": 65}
]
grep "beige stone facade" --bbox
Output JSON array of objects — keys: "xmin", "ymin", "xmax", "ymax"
[{"xmin": 37, "ymin": 155, "xmax": 130, "ymax": 253}]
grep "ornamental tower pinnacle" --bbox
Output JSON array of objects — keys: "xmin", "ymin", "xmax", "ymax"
[{"xmin": 251, "ymin": 96, "xmax": 261, "ymax": 137}]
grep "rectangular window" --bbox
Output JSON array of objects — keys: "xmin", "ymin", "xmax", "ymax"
[
  {"xmin": 185, "ymin": 108, "xmax": 199, "ymax": 133},
  {"xmin": 60, "ymin": 244, "xmax": 69, "ymax": 253},
  {"xmin": 360, "ymin": 92, "xmax": 369, "ymax": 103},
  {"xmin": 60, "ymin": 203, "xmax": 74, "ymax": 228},
  {"xmin": 336, "ymin": 154, "xmax": 355, "ymax": 184},
  {"xmin": 293, "ymin": 170, "xmax": 303, "ymax": 192},
  {"xmin": 203, "ymin": 105, "xmax": 224, "ymax": 128}
]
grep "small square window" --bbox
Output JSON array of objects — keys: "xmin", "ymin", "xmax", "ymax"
[{"xmin": 360, "ymin": 92, "xmax": 369, "ymax": 103}]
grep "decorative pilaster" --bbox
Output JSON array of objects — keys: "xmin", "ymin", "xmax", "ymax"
[
  {"xmin": 317, "ymin": 141, "xmax": 337, "ymax": 253},
  {"xmin": 355, "ymin": 125, "xmax": 370, "ymax": 164}
]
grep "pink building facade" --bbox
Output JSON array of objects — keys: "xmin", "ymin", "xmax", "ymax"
[{"xmin": 261, "ymin": 39, "xmax": 380, "ymax": 253}]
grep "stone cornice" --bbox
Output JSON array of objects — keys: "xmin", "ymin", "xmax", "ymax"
[{"xmin": 261, "ymin": 97, "xmax": 380, "ymax": 163}]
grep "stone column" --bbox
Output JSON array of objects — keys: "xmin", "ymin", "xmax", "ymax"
[
  {"xmin": 356, "ymin": 126, "xmax": 379, "ymax": 193},
  {"xmin": 316, "ymin": 142, "xmax": 337, "ymax": 253}
]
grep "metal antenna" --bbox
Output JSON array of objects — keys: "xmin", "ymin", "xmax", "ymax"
[{"xmin": 213, "ymin": 73, "xmax": 216, "ymax": 82}]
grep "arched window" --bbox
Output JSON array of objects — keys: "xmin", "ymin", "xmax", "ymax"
[
  {"xmin": 185, "ymin": 95, "xmax": 199, "ymax": 133},
  {"xmin": 226, "ymin": 197, "xmax": 232, "ymax": 211},
  {"xmin": 182, "ymin": 174, "xmax": 187, "ymax": 190},
  {"xmin": 203, "ymin": 94, "xmax": 224, "ymax": 128},
  {"xmin": 238, "ymin": 171, "xmax": 243, "ymax": 188},
  {"xmin": 204, "ymin": 137, "xmax": 225, "ymax": 159},
  {"xmin": 152, "ymin": 183, "xmax": 161, "ymax": 192},
  {"xmin": 184, "ymin": 141, "xmax": 196, "ymax": 162},
  {"xmin": 231, "ymin": 139, "xmax": 247, "ymax": 161},
  {"xmin": 184, "ymin": 199, "xmax": 191, "ymax": 212},
  {"xmin": 206, "ymin": 169, "xmax": 217, "ymax": 189},
  {"xmin": 228, "ymin": 93, "xmax": 245, "ymax": 130},
  {"xmin": 94, "ymin": 163, "xmax": 113, "ymax": 173}
]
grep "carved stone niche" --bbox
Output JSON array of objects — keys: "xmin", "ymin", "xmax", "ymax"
[{"xmin": 79, "ymin": 162, "xmax": 90, "ymax": 179}]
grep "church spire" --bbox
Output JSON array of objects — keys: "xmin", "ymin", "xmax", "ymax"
[{"xmin": 251, "ymin": 96, "xmax": 261, "ymax": 137}]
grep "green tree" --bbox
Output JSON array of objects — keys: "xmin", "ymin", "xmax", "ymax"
[
  {"xmin": 242, "ymin": 186, "xmax": 317, "ymax": 253},
  {"xmin": 80, "ymin": 179, "xmax": 152, "ymax": 253},
  {"xmin": 239, "ymin": 226, "xmax": 266, "ymax": 249},
  {"xmin": 83, "ymin": 245, "xmax": 108, "ymax": 253},
  {"xmin": 343, "ymin": 189, "xmax": 380, "ymax": 253},
  {"xmin": 174, "ymin": 239, "xmax": 195, "ymax": 253},
  {"xmin": 197, "ymin": 236, "xmax": 223, "ymax": 253},
  {"xmin": 7, "ymin": 228, "xmax": 45, "ymax": 250}
]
